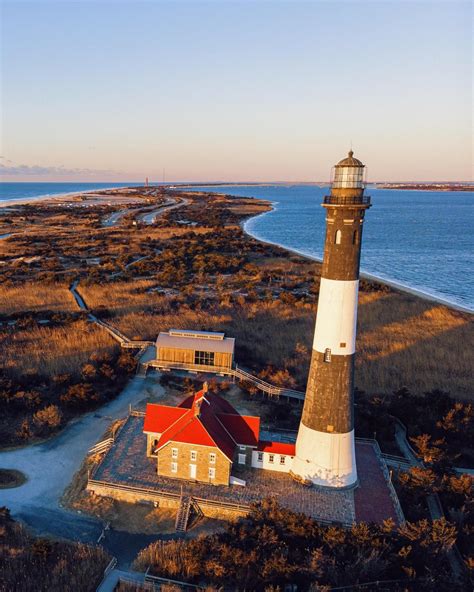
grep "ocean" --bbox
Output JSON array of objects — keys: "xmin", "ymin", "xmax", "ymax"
[
  {"xmin": 1, "ymin": 181, "xmax": 472, "ymax": 311},
  {"xmin": 186, "ymin": 184, "xmax": 474, "ymax": 312},
  {"xmin": 0, "ymin": 182, "xmax": 145, "ymax": 203}
]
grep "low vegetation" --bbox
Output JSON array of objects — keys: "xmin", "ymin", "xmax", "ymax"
[
  {"xmin": 0, "ymin": 507, "xmax": 110, "ymax": 592},
  {"xmin": 134, "ymin": 499, "xmax": 471, "ymax": 591},
  {"xmin": 1, "ymin": 187, "xmax": 472, "ymax": 449}
]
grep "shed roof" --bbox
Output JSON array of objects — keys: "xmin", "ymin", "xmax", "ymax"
[
  {"xmin": 156, "ymin": 331, "xmax": 235, "ymax": 354},
  {"xmin": 257, "ymin": 440, "xmax": 296, "ymax": 456}
]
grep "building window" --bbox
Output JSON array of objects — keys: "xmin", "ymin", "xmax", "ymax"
[
  {"xmin": 190, "ymin": 450, "xmax": 197, "ymax": 461},
  {"xmin": 171, "ymin": 462, "xmax": 178, "ymax": 473},
  {"xmin": 239, "ymin": 445, "xmax": 246, "ymax": 451},
  {"xmin": 324, "ymin": 348, "xmax": 332, "ymax": 363},
  {"xmin": 335, "ymin": 229, "xmax": 342, "ymax": 244},
  {"xmin": 171, "ymin": 448, "xmax": 178, "ymax": 459},
  {"xmin": 194, "ymin": 351, "xmax": 215, "ymax": 366},
  {"xmin": 209, "ymin": 452, "xmax": 216, "ymax": 464},
  {"xmin": 269, "ymin": 454, "xmax": 274, "ymax": 464},
  {"xmin": 257, "ymin": 452, "xmax": 263, "ymax": 462},
  {"xmin": 209, "ymin": 467, "xmax": 216, "ymax": 480},
  {"xmin": 353, "ymin": 229, "xmax": 359, "ymax": 244},
  {"xmin": 280, "ymin": 456, "xmax": 286, "ymax": 465},
  {"xmin": 238, "ymin": 453, "xmax": 246, "ymax": 465}
]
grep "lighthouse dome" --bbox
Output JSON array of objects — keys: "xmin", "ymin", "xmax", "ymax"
[{"xmin": 335, "ymin": 150, "xmax": 364, "ymax": 168}]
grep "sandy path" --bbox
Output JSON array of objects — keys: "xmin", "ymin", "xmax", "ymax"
[{"xmin": 0, "ymin": 375, "xmax": 164, "ymax": 553}]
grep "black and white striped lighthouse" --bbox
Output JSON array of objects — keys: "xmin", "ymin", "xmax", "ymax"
[{"xmin": 291, "ymin": 151, "xmax": 371, "ymax": 488}]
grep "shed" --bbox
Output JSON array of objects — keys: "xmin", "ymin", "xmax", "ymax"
[{"xmin": 156, "ymin": 329, "xmax": 235, "ymax": 372}]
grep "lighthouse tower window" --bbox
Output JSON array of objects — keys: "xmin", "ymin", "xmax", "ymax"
[
  {"xmin": 353, "ymin": 230, "xmax": 359, "ymax": 244},
  {"xmin": 324, "ymin": 348, "xmax": 332, "ymax": 363},
  {"xmin": 335, "ymin": 230, "xmax": 342, "ymax": 244}
]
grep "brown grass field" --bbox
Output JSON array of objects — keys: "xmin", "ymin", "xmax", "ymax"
[
  {"xmin": 79, "ymin": 281, "xmax": 473, "ymax": 399},
  {"xmin": 0, "ymin": 319, "xmax": 118, "ymax": 378},
  {"xmin": 0, "ymin": 282, "xmax": 77, "ymax": 315},
  {"xmin": 0, "ymin": 187, "xmax": 472, "ymax": 406}
]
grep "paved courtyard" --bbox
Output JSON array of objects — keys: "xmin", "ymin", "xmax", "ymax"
[{"xmin": 92, "ymin": 415, "xmax": 401, "ymax": 526}]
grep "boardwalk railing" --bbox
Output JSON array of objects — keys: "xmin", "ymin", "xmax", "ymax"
[
  {"xmin": 148, "ymin": 360, "xmax": 305, "ymax": 400},
  {"xmin": 95, "ymin": 557, "xmax": 117, "ymax": 592},
  {"xmin": 88, "ymin": 438, "xmax": 114, "ymax": 455},
  {"xmin": 87, "ymin": 478, "xmax": 252, "ymax": 514}
]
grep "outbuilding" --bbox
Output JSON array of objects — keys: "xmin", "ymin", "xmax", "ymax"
[{"xmin": 155, "ymin": 329, "xmax": 235, "ymax": 373}]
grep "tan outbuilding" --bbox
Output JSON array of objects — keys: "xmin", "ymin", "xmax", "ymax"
[{"xmin": 155, "ymin": 329, "xmax": 234, "ymax": 373}]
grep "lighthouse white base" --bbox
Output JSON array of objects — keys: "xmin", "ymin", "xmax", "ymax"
[{"xmin": 290, "ymin": 424, "xmax": 357, "ymax": 489}]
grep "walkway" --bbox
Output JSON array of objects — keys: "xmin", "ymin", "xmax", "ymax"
[
  {"xmin": 0, "ymin": 374, "xmax": 165, "ymax": 559},
  {"xmin": 393, "ymin": 418, "xmax": 465, "ymax": 578}
]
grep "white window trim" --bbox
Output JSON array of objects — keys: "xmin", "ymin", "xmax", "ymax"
[
  {"xmin": 257, "ymin": 452, "xmax": 264, "ymax": 462},
  {"xmin": 171, "ymin": 462, "xmax": 178, "ymax": 473},
  {"xmin": 171, "ymin": 447, "xmax": 178, "ymax": 459},
  {"xmin": 269, "ymin": 454, "xmax": 274, "ymax": 464},
  {"xmin": 280, "ymin": 455, "xmax": 286, "ymax": 465},
  {"xmin": 209, "ymin": 453, "xmax": 216, "ymax": 464},
  {"xmin": 190, "ymin": 450, "xmax": 197, "ymax": 461},
  {"xmin": 209, "ymin": 467, "xmax": 216, "ymax": 479},
  {"xmin": 239, "ymin": 445, "xmax": 246, "ymax": 451}
]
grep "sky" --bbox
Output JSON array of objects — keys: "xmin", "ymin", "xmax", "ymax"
[{"xmin": 0, "ymin": 0, "xmax": 472, "ymax": 182}]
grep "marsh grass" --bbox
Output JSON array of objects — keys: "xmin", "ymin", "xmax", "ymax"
[
  {"xmin": 0, "ymin": 282, "xmax": 76, "ymax": 315},
  {"xmin": 0, "ymin": 320, "xmax": 118, "ymax": 378},
  {"xmin": 82, "ymin": 284, "xmax": 472, "ymax": 399}
]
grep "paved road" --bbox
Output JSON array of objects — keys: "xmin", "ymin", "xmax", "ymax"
[
  {"xmin": 137, "ymin": 196, "xmax": 189, "ymax": 225},
  {"xmin": 102, "ymin": 207, "xmax": 136, "ymax": 227},
  {"xmin": 0, "ymin": 375, "xmax": 165, "ymax": 564}
]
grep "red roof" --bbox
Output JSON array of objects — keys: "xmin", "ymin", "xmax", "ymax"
[
  {"xmin": 217, "ymin": 413, "xmax": 260, "ymax": 446},
  {"xmin": 144, "ymin": 388, "xmax": 260, "ymax": 462},
  {"xmin": 143, "ymin": 404, "xmax": 188, "ymax": 434},
  {"xmin": 257, "ymin": 440, "xmax": 295, "ymax": 456}
]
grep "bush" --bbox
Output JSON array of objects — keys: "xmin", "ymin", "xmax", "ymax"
[{"xmin": 33, "ymin": 405, "xmax": 62, "ymax": 431}]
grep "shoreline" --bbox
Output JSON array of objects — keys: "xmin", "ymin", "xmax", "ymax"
[
  {"xmin": 0, "ymin": 184, "xmax": 146, "ymax": 208},
  {"xmin": 241, "ymin": 202, "xmax": 474, "ymax": 316},
  {"xmin": 2, "ymin": 184, "xmax": 472, "ymax": 315}
]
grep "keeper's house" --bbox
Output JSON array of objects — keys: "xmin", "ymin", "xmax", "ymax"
[
  {"xmin": 144, "ymin": 384, "xmax": 295, "ymax": 486},
  {"xmin": 155, "ymin": 329, "xmax": 235, "ymax": 373}
]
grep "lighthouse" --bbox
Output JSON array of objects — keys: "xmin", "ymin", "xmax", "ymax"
[{"xmin": 291, "ymin": 151, "xmax": 371, "ymax": 488}]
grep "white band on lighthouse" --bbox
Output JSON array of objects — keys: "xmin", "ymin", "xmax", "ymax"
[
  {"xmin": 292, "ymin": 422, "xmax": 357, "ymax": 488},
  {"xmin": 313, "ymin": 278, "xmax": 359, "ymax": 356}
]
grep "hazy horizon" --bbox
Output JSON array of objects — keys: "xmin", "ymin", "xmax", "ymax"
[{"xmin": 1, "ymin": 1, "xmax": 472, "ymax": 183}]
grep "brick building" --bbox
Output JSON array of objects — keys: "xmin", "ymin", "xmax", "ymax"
[{"xmin": 143, "ymin": 384, "xmax": 295, "ymax": 486}]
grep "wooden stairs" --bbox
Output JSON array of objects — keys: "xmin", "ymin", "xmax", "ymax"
[{"xmin": 175, "ymin": 496, "xmax": 202, "ymax": 533}]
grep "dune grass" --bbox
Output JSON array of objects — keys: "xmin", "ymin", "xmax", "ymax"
[
  {"xmin": 81, "ymin": 284, "xmax": 473, "ymax": 399},
  {"xmin": 0, "ymin": 282, "xmax": 77, "ymax": 315},
  {"xmin": 0, "ymin": 320, "xmax": 118, "ymax": 378}
]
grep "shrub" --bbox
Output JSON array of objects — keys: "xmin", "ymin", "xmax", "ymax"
[{"xmin": 33, "ymin": 405, "xmax": 62, "ymax": 431}]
